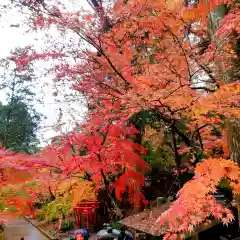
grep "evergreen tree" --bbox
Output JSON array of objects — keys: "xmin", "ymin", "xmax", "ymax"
[{"xmin": 0, "ymin": 48, "xmax": 43, "ymax": 154}]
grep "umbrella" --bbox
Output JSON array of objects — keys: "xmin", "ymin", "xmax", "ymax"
[{"xmin": 96, "ymin": 228, "xmax": 120, "ymax": 239}]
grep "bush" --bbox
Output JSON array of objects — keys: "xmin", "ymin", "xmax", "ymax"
[{"xmin": 61, "ymin": 219, "xmax": 73, "ymax": 232}]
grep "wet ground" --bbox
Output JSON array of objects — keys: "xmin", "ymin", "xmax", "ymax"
[{"xmin": 4, "ymin": 219, "xmax": 50, "ymax": 240}]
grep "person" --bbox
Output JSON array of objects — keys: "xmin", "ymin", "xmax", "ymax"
[
  {"xmin": 118, "ymin": 227, "xmax": 133, "ymax": 240},
  {"xmin": 74, "ymin": 229, "xmax": 89, "ymax": 240},
  {"xmin": 117, "ymin": 227, "xmax": 126, "ymax": 240},
  {"xmin": 125, "ymin": 230, "xmax": 133, "ymax": 240}
]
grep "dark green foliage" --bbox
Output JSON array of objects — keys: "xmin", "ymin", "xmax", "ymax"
[
  {"xmin": 61, "ymin": 219, "xmax": 73, "ymax": 232},
  {"xmin": 129, "ymin": 109, "xmax": 161, "ymax": 130},
  {"xmin": 0, "ymin": 48, "xmax": 43, "ymax": 154},
  {"xmin": 128, "ymin": 109, "xmax": 163, "ymax": 144},
  {"xmin": 0, "ymin": 100, "xmax": 41, "ymax": 153},
  {"xmin": 129, "ymin": 109, "xmax": 195, "ymax": 169},
  {"xmin": 149, "ymin": 55, "xmax": 154, "ymax": 64},
  {"xmin": 110, "ymin": 222, "xmax": 123, "ymax": 230},
  {"xmin": 143, "ymin": 141, "xmax": 174, "ymax": 173}
]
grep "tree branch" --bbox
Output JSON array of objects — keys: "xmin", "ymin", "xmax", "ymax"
[
  {"xmin": 48, "ymin": 186, "xmax": 56, "ymax": 200},
  {"xmin": 171, "ymin": 123, "xmax": 181, "ymax": 168}
]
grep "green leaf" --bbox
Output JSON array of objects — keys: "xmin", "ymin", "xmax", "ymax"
[
  {"xmin": 13, "ymin": 189, "xmax": 29, "ymax": 199},
  {"xmin": 149, "ymin": 55, "xmax": 154, "ymax": 64},
  {"xmin": 25, "ymin": 181, "xmax": 39, "ymax": 188},
  {"xmin": 0, "ymin": 202, "xmax": 5, "ymax": 211},
  {"xmin": 219, "ymin": 178, "xmax": 230, "ymax": 189}
]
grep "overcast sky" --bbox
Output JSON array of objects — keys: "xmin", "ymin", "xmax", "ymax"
[{"xmin": 0, "ymin": 0, "xmax": 92, "ymax": 145}]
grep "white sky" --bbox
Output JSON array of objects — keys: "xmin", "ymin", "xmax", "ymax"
[{"xmin": 0, "ymin": 0, "xmax": 91, "ymax": 146}]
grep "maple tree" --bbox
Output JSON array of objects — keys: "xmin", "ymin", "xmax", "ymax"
[
  {"xmin": 39, "ymin": 123, "xmax": 150, "ymax": 213},
  {"xmin": 156, "ymin": 158, "xmax": 240, "ymax": 239},
  {"xmin": 0, "ymin": 0, "xmax": 239, "ymax": 238},
  {"xmin": 0, "ymin": 147, "xmax": 46, "ymax": 219},
  {"xmin": 0, "ymin": 145, "xmax": 97, "ymax": 221}
]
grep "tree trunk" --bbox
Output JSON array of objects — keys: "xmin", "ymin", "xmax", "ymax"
[
  {"xmin": 207, "ymin": 3, "xmax": 240, "ymax": 231},
  {"xmin": 208, "ymin": 4, "xmax": 229, "ymax": 82},
  {"xmin": 208, "ymin": 4, "xmax": 240, "ymax": 163},
  {"xmin": 226, "ymin": 119, "xmax": 240, "ymax": 164},
  {"xmin": 207, "ymin": 3, "xmax": 240, "ymax": 163}
]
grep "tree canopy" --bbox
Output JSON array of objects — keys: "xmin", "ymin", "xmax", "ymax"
[
  {"xmin": 0, "ymin": 0, "xmax": 239, "ymax": 239},
  {"xmin": 0, "ymin": 100, "xmax": 41, "ymax": 154},
  {"xmin": 0, "ymin": 48, "xmax": 42, "ymax": 154}
]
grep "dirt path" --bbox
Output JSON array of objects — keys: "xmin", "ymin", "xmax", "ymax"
[{"xmin": 4, "ymin": 219, "xmax": 50, "ymax": 240}]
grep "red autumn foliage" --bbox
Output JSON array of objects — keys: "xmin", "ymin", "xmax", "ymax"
[
  {"xmin": 0, "ymin": 147, "xmax": 45, "ymax": 217},
  {"xmin": 41, "ymin": 122, "xmax": 150, "ymax": 206},
  {"xmin": 157, "ymin": 158, "xmax": 239, "ymax": 239},
  {"xmin": 1, "ymin": 0, "xmax": 240, "ymax": 238}
]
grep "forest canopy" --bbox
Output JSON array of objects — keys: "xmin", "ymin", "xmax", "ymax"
[{"xmin": 0, "ymin": 0, "xmax": 239, "ymax": 239}]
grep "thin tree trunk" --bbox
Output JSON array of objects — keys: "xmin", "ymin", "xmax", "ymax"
[
  {"xmin": 226, "ymin": 119, "xmax": 240, "ymax": 164},
  {"xmin": 100, "ymin": 169, "xmax": 123, "ymax": 219}
]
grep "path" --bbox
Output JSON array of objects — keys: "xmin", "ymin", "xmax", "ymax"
[{"xmin": 4, "ymin": 219, "xmax": 50, "ymax": 240}]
